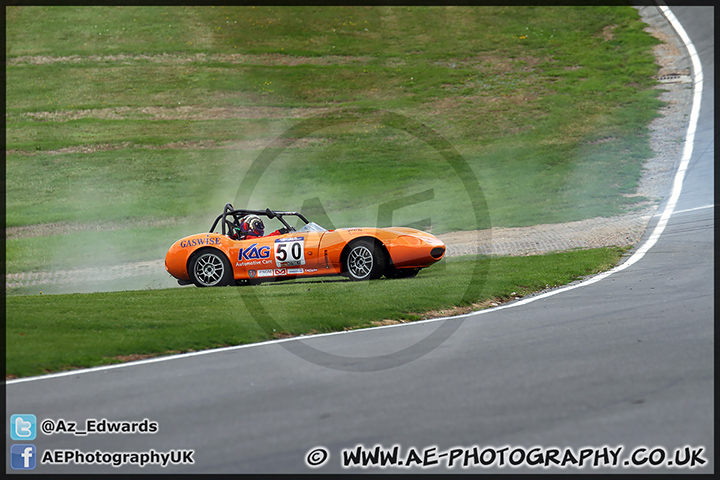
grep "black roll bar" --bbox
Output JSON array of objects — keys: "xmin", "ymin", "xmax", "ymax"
[{"xmin": 209, "ymin": 203, "xmax": 310, "ymax": 235}]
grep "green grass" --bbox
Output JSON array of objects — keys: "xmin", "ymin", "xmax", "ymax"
[
  {"xmin": 6, "ymin": 6, "xmax": 662, "ymax": 232},
  {"xmin": 6, "ymin": 248, "xmax": 627, "ymax": 378},
  {"xmin": 5, "ymin": 6, "xmax": 662, "ymax": 376}
]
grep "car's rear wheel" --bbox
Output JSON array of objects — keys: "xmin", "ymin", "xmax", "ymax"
[
  {"xmin": 344, "ymin": 239, "xmax": 385, "ymax": 281},
  {"xmin": 188, "ymin": 249, "xmax": 233, "ymax": 287}
]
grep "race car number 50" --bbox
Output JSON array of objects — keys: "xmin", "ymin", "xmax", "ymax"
[{"xmin": 275, "ymin": 237, "xmax": 305, "ymax": 268}]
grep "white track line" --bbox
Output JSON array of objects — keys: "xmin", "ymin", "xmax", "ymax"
[
  {"xmin": 654, "ymin": 204, "xmax": 714, "ymax": 216},
  {"xmin": 6, "ymin": 7, "xmax": 706, "ymax": 385}
]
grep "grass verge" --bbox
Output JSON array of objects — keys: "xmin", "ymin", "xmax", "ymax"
[
  {"xmin": 4, "ymin": 7, "xmax": 657, "ymax": 379},
  {"xmin": 6, "ymin": 6, "xmax": 661, "ymax": 237},
  {"xmin": 6, "ymin": 247, "xmax": 627, "ymax": 378}
]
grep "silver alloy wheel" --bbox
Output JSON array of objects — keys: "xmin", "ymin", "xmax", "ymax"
[
  {"xmin": 347, "ymin": 245, "xmax": 374, "ymax": 280},
  {"xmin": 194, "ymin": 251, "xmax": 226, "ymax": 286}
]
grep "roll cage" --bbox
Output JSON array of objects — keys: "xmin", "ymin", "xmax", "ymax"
[{"xmin": 209, "ymin": 203, "xmax": 311, "ymax": 236}]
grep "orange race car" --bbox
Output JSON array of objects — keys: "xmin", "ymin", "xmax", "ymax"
[{"xmin": 165, "ymin": 203, "xmax": 446, "ymax": 287}]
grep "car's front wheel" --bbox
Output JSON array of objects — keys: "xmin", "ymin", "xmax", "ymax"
[
  {"xmin": 188, "ymin": 249, "xmax": 233, "ymax": 287},
  {"xmin": 344, "ymin": 240, "xmax": 385, "ymax": 281}
]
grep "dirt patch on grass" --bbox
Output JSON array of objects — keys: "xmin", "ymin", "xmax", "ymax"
[
  {"xmin": 370, "ymin": 297, "xmax": 525, "ymax": 325},
  {"xmin": 7, "ymin": 135, "xmax": 328, "ymax": 157},
  {"xmin": 9, "ymin": 104, "xmax": 334, "ymax": 156},
  {"xmin": 22, "ymin": 105, "xmax": 333, "ymax": 122},
  {"xmin": 437, "ymin": 208, "xmax": 655, "ymax": 257},
  {"xmin": 7, "ymin": 53, "xmax": 372, "ymax": 67},
  {"xmin": 414, "ymin": 298, "xmax": 512, "ymax": 319},
  {"xmin": 110, "ymin": 351, "xmax": 186, "ymax": 363},
  {"xmin": 5, "ymin": 217, "xmax": 190, "ymax": 239},
  {"xmin": 466, "ymin": 53, "xmax": 549, "ymax": 74},
  {"xmin": 600, "ymin": 24, "xmax": 617, "ymax": 41}
]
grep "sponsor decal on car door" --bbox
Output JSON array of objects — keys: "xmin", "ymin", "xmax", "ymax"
[{"xmin": 234, "ymin": 239, "xmax": 274, "ymax": 269}]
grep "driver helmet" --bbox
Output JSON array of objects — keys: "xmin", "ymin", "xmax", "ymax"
[{"xmin": 239, "ymin": 214, "xmax": 265, "ymax": 237}]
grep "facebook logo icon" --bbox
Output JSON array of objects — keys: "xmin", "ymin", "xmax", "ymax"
[
  {"xmin": 11, "ymin": 444, "xmax": 37, "ymax": 470},
  {"xmin": 10, "ymin": 414, "xmax": 37, "ymax": 440}
]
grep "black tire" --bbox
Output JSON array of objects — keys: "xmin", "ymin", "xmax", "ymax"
[
  {"xmin": 188, "ymin": 249, "xmax": 233, "ymax": 287},
  {"xmin": 344, "ymin": 239, "xmax": 385, "ymax": 281}
]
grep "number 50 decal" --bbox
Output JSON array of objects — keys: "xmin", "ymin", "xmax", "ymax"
[{"xmin": 275, "ymin": 237, "xmax": 305, "ymax": 267}]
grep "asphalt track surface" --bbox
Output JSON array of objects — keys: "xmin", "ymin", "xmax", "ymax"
[{"xmin": 5, "ymin": 6, "xmax": 714, "ymax": 474}]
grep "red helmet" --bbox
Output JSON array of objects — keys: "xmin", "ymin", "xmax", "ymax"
[{"xmin": 239, "ymin": 215, "xmax": 265, "ymax": 237}]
